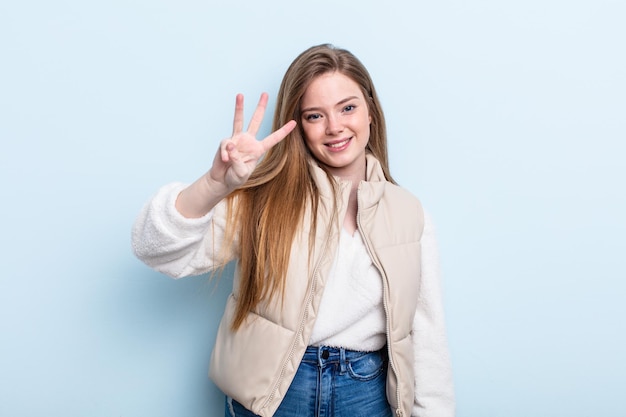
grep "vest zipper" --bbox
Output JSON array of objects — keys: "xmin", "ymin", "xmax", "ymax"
[
  {"xmin": 356, "ymin": 182, "xmax": 404, "ymax": 417},
  {"xmin": 261, "ymin": 211, "xmax": 334, "ymax": 412}
]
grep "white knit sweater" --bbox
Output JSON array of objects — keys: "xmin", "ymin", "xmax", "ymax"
[{"xmin": 309, "ymin": 228, "xmax": 387, "ymax": 351}]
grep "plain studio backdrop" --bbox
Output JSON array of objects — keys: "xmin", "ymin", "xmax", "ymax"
[{"xmin": 1, "ymin": 0, "xmax": 624, "ymax": 416}]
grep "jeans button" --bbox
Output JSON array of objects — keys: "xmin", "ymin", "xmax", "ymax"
[{"xmin": 321, "ymin": 350, "xmax": 329, "ymax": 359}]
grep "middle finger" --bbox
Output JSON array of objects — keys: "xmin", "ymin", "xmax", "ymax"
[{"xmin": 246, "ymin": 93, "xmax": 269, "ymax": 136}]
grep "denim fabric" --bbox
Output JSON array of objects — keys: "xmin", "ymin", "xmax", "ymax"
[{"xmin": 226, "ymin": 346, "xmax": 392, "ymax": 417}]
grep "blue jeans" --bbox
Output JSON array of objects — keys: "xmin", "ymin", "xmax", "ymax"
[{"xmin": 226, "ymin": 346, "xmax": 392, "ymax": 417}]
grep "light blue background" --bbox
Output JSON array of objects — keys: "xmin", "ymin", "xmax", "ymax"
[{"xmin": 1, "ymin": 0, "xmax": 624, "ymax": 416}]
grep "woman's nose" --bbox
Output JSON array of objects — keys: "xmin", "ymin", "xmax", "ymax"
[{"xmin": 325, "ymin": 114, "xmax": 344, "ymax": 136}]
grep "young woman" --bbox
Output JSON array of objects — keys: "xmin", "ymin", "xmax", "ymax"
[{"xmin": 132, "ymin": 44, "xmax": 455, "ymax": 417}]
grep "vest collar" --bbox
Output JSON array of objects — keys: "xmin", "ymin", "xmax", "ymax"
[{"xmin": 308, "ymin": 154, "xmax": 387, "ymax": 207}]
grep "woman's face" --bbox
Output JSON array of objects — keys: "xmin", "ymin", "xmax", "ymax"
[{"xmin": 300, "ymin": 71, "xmax": 371, "ymax": 180}]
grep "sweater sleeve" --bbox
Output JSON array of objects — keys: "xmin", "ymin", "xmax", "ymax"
[
  {"xmin": 411, "ymin": 211, "xmax": 455, "ymax": 417},
  {"xmin": 131, "ymin": 182, "xmax": 237, "ymax": 278}
]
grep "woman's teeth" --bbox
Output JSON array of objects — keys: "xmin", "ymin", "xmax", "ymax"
[{"xmin": 328, "ymin": 138, "xmax": 350, "ymax": 148}]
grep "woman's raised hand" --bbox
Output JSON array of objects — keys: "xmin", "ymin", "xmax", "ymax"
[
  {"xmin": 175, "ymin": 93, "xmax": 296, "ymax": 218},
  {"xmin": 209, "ymin": 93, "xmax": 297, "ymax": 192}
]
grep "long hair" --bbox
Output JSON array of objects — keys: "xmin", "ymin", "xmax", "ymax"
[{"xmin": 224, "ymin": 44, "xmax": 394, "ymax": 330}]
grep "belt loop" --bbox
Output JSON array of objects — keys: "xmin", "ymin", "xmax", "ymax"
[
  {"xmin": 339, "ymin": 348, "xmax": 347, "ymax": 373},
  {"xmin": 316, "ymin": 346, "xmax": 323, "ymax": 367}
]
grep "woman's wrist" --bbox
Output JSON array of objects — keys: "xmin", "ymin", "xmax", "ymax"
[{"xmin": 175, "ymin": 173, "xmax": 230, "ymax": 219}]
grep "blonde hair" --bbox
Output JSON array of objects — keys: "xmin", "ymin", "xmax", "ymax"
[{"xmin": 225, "ymin": 44, "xmax": 394, "ymax": 329}]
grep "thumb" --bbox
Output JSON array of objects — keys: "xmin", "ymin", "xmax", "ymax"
[{"xmin": 261, "ymin": 120, "xmax": 297, "ymax": 152}]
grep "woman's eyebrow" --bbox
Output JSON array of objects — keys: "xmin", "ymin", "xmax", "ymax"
[{"xmin": 301, "ymin": 96, "xmax": 360, "ymax": 113}]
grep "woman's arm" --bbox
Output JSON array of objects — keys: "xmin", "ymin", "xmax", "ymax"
[
  {"xmin": 131, "ymin": 182, "xmax": 234, "ymax": 278},
  {"xmin": 412, "ymin": 211, "xmax": 456, "ymax": 417},
  {"xmin": 131, "ymin": 93, "xmax": 296, "ymax": 277}
]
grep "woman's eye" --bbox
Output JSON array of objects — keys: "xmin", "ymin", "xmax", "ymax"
[
  {"xmin": 343, "ymin": 105, "xmax": 355, "ymax": 112},
  {"xmin": 305, "ymin": 114, "xmax": 321, "ymax": 121}
]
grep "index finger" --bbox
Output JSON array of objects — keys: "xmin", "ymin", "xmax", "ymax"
[
  {"xmin": 260, "ymin": 120, "xmax": 297, "ymax": 152},
  {"xmin": 232, "ymin": 94, "xmax": 245, "ymax": 136}
]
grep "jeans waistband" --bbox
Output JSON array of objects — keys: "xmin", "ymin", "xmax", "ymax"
[{"xmin": 303, "ymin": 345, "xmax": 386, "ymax": 368}]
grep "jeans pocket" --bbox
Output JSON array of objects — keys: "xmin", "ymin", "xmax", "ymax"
[
  {"xmin": 226, "ymin": 397, "xmax": 260, "ymax": 417},
  {"xmin": 347, "ymin": 352, "xmax": 386, "ymax": 381}
]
